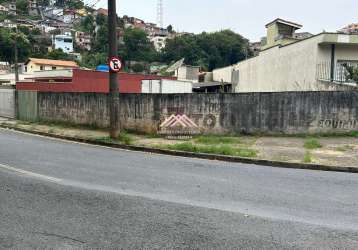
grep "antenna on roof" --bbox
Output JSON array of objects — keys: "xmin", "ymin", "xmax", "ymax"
[{"xmin": 157, "ymin": 0, "xmax": 163, "ymax": 28}]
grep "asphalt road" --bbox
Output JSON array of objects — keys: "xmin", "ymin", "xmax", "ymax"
[{"xmin": 0, "ymin": 128, "xmax": 358, "ymax": 249}]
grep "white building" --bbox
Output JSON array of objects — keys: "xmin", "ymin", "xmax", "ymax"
[
  {"xmin": 150, "ymin": 35, "xmax": 167, "ymax": 51},
  {"xmin": 213, "ymin": 19, "xmax": 358, "ymax": 92},
  {"xmin": 175, "ymin": 65, "xmax": 200, "ymax": 83},
  {"xmin": 2, "ymin": 2, "xmax": 16, "ymax": 15},
  {"xmin": 0, "ymin": 19, "xmax": 17, "ymax": 29},
  {"xmin": 142, "ymin": 79, "xmax": 192, "ymax": 93},
  {"xmin": 54, "ymin": 33, "xmax": 74, "ymax": 53},
  {"xmin": 0, "ymin": 5, "xmax": 9, "ymax": 14},
  {"xmin": 44, "ymin": 7, "xmax": 64, "ymax": 21}
]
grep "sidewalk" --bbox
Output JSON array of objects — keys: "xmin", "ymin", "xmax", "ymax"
[{"xmin": 1, "ymin": 119, "xmax": 357, "ymax": 171}]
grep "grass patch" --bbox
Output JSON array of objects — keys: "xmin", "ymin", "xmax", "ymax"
[
  {"xmin": 351, "ymin": 131, "xmax": 358, "ymax": 138},
  {"xmin": 93, "ymin": 131, "xmax": 134, "ymax": 145},
  {"xmin": 304, "ymin": 138, "xmax": 322, "ymax": 150},
  {"xmin": 36, "ymin": 120, "xmax": 104, "ymax": 131},
  {"xmin": 195, "ymin": 135, "xmax": 240, "ymax": 145},
  {"xmin": 335, "ymin": 145, "xmax": 354, "ymax": 152},
  {"xmin": 303, "ymin": 151, "xmax": 313, "ymax": 163},
  {"xmin": 161, "ymin": 142, "xmax": 257, "ymax": 158},
  {"xmin": 117, "ymin": 132, "xmax": 134, "ymax": 145}
]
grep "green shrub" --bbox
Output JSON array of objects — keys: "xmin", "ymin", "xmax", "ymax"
[
  {"xmin": 117, "ymin": 132, "xmax": 134, "ymax": 145},
  {"xmin": 304, "ymin": 138, "xmax": 322, "ymax": 150},
  {"xmin": 303, "ymin": 151, "xmax": 313, "ymax": 163},
  {"xmin": 94, "ymin": 132, "xmax": 133, "ymax": 145},
  {"xmin": 131, "ymin": 63, "xmax": 145, "ymax": 73},
  {"xmin": 351, "ymin": 131, "xmax": 358, "ymax": 138}
]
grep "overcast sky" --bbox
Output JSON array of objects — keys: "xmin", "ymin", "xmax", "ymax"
[{"xmin": 91, "ymin": 0, "xmax": 357, "ymax": 41}]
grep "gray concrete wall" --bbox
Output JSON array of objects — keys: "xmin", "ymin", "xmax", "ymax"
[
  {"xmin": 37, "ymin": 91, "xmax": 358, "ymax": 135},
  {"xmin": 0, "ymin": 86, "xmax": 15, "ymax": 118},
  {"xmin": 38, "ymin": 92, "xmax": 109, "ymax": 128}
]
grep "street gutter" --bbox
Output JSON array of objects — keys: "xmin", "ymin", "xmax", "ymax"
[{"xmin": 1, "ymin": 124, "xmax": 357, "ymax": 174}]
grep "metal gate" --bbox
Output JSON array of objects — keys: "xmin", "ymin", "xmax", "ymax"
[{"xmin": 0, "ymin": 87, "xmax": 15, "ymax": 118}]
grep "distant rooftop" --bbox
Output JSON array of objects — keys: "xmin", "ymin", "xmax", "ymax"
[
  {"xmin": 26, "ymin": 58, "xmax": 78, "ymax": 68},
  {"xmin": 265, "ymin": 18, "xmax": 303, "ymax": 29}
]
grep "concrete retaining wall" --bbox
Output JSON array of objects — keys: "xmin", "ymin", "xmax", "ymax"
[
  {"xmin": 0, "ymin": 86, "xmax": 15, "ymax": 118},
  {"xmin": 33, "ymin": 91, "xmax": 358, "ymax": 135}
]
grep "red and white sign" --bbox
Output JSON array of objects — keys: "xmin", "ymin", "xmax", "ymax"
[{"xmin": 108, "ymin": 56, "xmax": 123, "ymax": 72}]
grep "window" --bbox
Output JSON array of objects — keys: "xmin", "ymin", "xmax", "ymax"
[
  {"xmin": 40, "ymin": 66, "xmax": 44, "ymax": 70},
  {"xmin": 52, "ymin": 66, "xmax": 57, "ymax": 70},
  {"xmin": 64, "ymin": 38, "xmax": 72, "ymax": 43},
  {"xmin": 337, "ymin": 60, "xmax": 358, "ymax": 83}
]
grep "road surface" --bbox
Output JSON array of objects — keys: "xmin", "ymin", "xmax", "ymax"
[{"xmin": 0, "ymin": 128, "xmax": 358, "ymax": 249}]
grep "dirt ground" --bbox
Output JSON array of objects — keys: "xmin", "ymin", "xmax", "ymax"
[{"xmin": 1, "ymin": 119, "xmax": 357, "ymax": 168}]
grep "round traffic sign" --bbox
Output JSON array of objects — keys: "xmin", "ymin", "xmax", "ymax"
[{"xmin": 108, "ymin": 56, "xmax": 123, "ymax": 72}]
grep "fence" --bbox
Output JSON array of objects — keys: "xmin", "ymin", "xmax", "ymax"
[
  {"xmin": 316, "ymin": 61, "xmax": 358, "ymax": 84},
  {"xmin": 15, "ymin": 91, "xmax": 358, "ymax": 135}
]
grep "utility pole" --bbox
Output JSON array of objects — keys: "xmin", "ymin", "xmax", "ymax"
[
  {"xmin": 108, "ymin": 0, "xmax": 120, "ymax": 138},
  {"xmin": 14, "ymin": 34, "xmax": 19, "ymax": 82},
  {"xmin": 14, "ymin": 5, "xmax": 19, "ymax": 82}
]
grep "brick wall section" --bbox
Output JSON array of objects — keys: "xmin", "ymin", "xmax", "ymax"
[
  {"xmin": 36, "ymin": 91, "xmax": 358, "ymax": 134},
  {"xmin": 17, "ymin": 69, "xmax": 177, "ymax": 93}
]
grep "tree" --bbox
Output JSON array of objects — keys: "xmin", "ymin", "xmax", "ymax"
[
  {"xmin": 93, "ymin": 25, "xmax": 108, "ymax": 53},
  {"xmin": 123, "ymin": 28, "xmax": 158, "ymax": 65},
  {"xmin": 161, "ymin": 30, "xmax": 251, "ymax": 71},
  {"xmin": 96, "ymin": 14, "xmax": 107, "ymax": 26},
  {"xmin": 66, "ymin": 0, "xmax": 84, "ymax": 9},
  {"xmin": 343, "ymin": 64, "xmax": 358, "ymax": 84},
  {"xmin": 16, "ymin": 0, "xmax": 29, "ymax": 15},
  {"xmin": 132, "ymin": 63, "xmax": 145, "ymax": 73},
  {"xmin": 0, "ymin": 28, "xmax": 31, "ymax": 64},
  {"xmin": 45, "ymin": 49, "xmax": 76, "ymax": 61},
  {"xmin": 80, "ymin": 15, "xmax": 95, "ymax": 33},
  {"xmin": 167, "ymin": 25, "xmax": 173, "ymax": 33},
  {"xmin": 80, "ymin": 52, "xmax": 107, "ymax": 69}
]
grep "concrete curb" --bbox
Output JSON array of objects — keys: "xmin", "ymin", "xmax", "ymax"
[{"xmin": 1, "ymin": 124, "xmax": 357, "ymax": 174}]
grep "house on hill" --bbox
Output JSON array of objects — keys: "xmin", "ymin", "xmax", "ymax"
[
  {"xmin": 0, "ymin": 4, "xmax": 9, "ymax": 14},
  {"xmin": 2, "ymin": 2, "xmax": 16, "ymax": 15},
  {"xmin": 24, "ymin": 58, "xmax": 78, "ymax": 74}
]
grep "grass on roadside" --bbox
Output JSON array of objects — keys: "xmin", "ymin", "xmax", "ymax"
[
  {"xmin": 195, "ymin": 135, "xmax": 241, "ymax": 145},
  {"xmin": 117, "ymin": 132, "xmax": 134, "ymax": 145},
  {"xmin": 160, "ymin": 142, "xmax": 257, "ymax": 158},
  {"xmin": 304, "ymin": 138, "xmax": 322, "ymax": 150},
  {"xmin": 335, "ymin": 145, "xmax": 354, "ymax": 152},
  {"xmin": 94, "ymin": 131, "xmax": 134, "ymax": 145},
  {"xmin": 351, "ymin": 131, "xmax": 358, "ymax": 138},
  {"xmin": 303, "ymin": 151, "xmax": 313, "ymax": 163}
]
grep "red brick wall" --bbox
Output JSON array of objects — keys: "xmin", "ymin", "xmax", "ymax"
[{"xmin": 16, "ymin": 69, "xmax": 176, "ymax": 93}]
